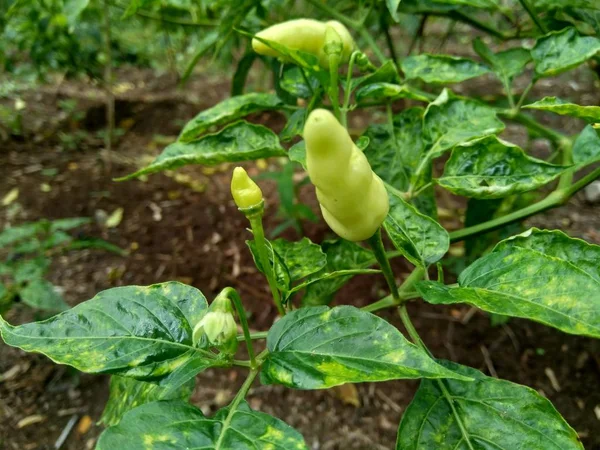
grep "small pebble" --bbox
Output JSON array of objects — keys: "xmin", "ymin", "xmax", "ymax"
[{"xmin": 584, "ymin": 180, "xmax": 600, "ymax": 204}]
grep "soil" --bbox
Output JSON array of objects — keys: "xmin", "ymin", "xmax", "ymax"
[{"xmin": 1, "ymin": 48, "xmax": 600, "ymax": 449}]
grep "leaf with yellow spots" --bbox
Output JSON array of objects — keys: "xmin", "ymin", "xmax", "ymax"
[
  {"xmin": 261, "ymin": 306, "xmax": 471, "ymax": 389},
  {"xmin": 397, "ymin": 361, "xmax": 583, "ymax": 450},
  {"xmin": 99, "ymin": 375, "xmax": 195, "ymax": 427},
  {"xmin": 417, "ymin": 228, "xmax": 600, "ymax": 338},
  {"xmin": 97, "ymin": 400, "xmax": 308, "ymax": 449},
  {"xmin": 0, "ymin": 282, "xmax": 222, "ymax": 381}
]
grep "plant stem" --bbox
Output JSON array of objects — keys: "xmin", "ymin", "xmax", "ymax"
[
  {"xmin": 518, "ymin": 0, "xmax": 547, "ymax": 33},
  {"xmin": 248, "ymin": 214, "xmax": 285, "ymax": 316},
  {"xmin": 367, "ymin": 228, "xmax": 400, "ymax": 301},
  {"xmin": 215, "ymin": 368, "xmax": 259, "ymax": 448},
  {"xmin": 503, "ymin": 111, "xmax": 567, "ymax": 144},
  {"xmin": 236, "ymin": 331, "xmax": 268, "ymax": 341},
  {"xmin": 341, "ymin": 51, "xmax": 359, "ymax": 128},
  {"xmin": 357, "ymin": 26, "xmax": 387, "ymax": 64},
  {"xmin": 328, "ymin": 55, "xmax": 342, "ymax": 120},
  {"xmin": 515, "ymin": 77, "xmax": 537, "ymax": 110},
  {"xmin": 380, "ymin": 12, "xmax": 399, "ymax": 66},
  {"xmin": 225, "ymin": 287, "xmax": 256, "ymax": 368},
  {"xmin": 565, "ymin": 165, "xmax": 600, "ymax": 195},
  {"xmin": 558, "ymin": 140, "xmax": 574, "ymax": 190},
  {"xmin": 102, "ymin": 0, "xmax": 114, "ymax": 157},
  {"xmin": 398, "ymin": 305, "xmax": 475, "ymax": 449}
]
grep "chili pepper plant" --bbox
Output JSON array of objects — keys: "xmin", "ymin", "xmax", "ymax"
[{"xmin": 2, "ymin": 2, "xmax": 600, "ymax": 448}]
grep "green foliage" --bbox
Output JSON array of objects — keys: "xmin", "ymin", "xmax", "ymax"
[
  {"xmin": 524, "ymin": 96, "xmax": 600, "ymax": 122},
  {"xmin": 401, "ymin": 54, "xmax": 490, "ymax": 84},
  {"xmin": 262, "ymin": 306, "xmax": 470, "ymax": 389},
  {"xmin": 418, "ymin": 229, "xmax": 600, "ymax": 338},
  {"xmin": 437, "ymin": 136, "xmax": 567, "ymax": 199},
  {"xmin": 97, "ymin": 400, "xmax": 308, "ymax": 449},
  {"xmin": 0, "ymin": 217, "xmax": 121, "ymax": 312},
  {"xmin": 397, "ymin": 361, "xmax": 583, "ymax": 449}
]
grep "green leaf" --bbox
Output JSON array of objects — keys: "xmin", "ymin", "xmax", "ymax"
[
  {"xmin": 473, "ymin": 38, "xmax": 531, "ymax": 81},
  {"xmin": 350, "ymin": 60, "xmax": 399, "ymax": 91},
  {"xmin": 64, "ymin": 0, "xmax": 89, "ymax": 26},
  {"xmin": 49, "ymin": 217, "xmax": 91, "ymax": 231},
  {"xmin": 248, "ymin": 237, "xmax": 327, "ymax": 291},
  {"xmin": 262, "ymin": 306, "xmax": 470, "ymax": 389},
  {"xmin": 532, "ymin": 0, "xmax": 600, "ymax": 11},
  {"xmin": 280, "ymin": 109, "xmax": 306, "ymax": 142},
  {"xmin": 423, "ymin": 89, "xmax": 505, "ymax": 160},
  {"xmin": 383, "ymin": 190, "xmax": 449, "ymax": 267},
  {"xmin": 401, "ymin": 54, "xmax": 490, "ymax": 84},
  {"xmin": 118, "ymin": 122, "xmax": 286, "ymax": 180},
  {"xmin": 396, "ymin": 361, "xmax": 583, "ymax": 450},
  {"xmin": 532, "ymin": 27, "xmax": 600, "ymax": 77},
  {"xmin": 13, "ymin": 257, "xmax": 50, "ymax": 283},
  {"xmin": 355, "ymin": 82, "xmax": 431, "ymax": 104},
  {"xmin": 387, "ymin": 0, "xmax": 402, "ymax": 21},
  {"xmin": 97, "ymin": 400, "xmax": 308, "ymax": 449},
  {"xmin": 524, "ymin": 96, "xmax": 600, "ymax": 123},
  {"xmin": 437, "ymin": 135, "xmax": 567, "ymax": 199},
  {"xmin": 99, "ymin": 375, "xmax": 195, "ymax": 427},
  {"xmin": 231, "ymin": 53, "xmax": 258, "ymax": 96},
  {"xmin": 0, "ymin": 223, "xmax": 42, "ymax": 248},
  {"xmin": 19, "ymin": 279, "xmax": 68, "ymax": 312},
  {"xmin": 302, "ymin": 239, "xmax": 374, "ymax": 306},
  {"xmin": 363, "ymin": 107, "xmax": 432, "ymax": 206},
  {"xmin": 280, "ymin": 67, "xmax": 319, "ymax": 99},
  {"xmin": 417, "ymin": 228, "xmax": 600, "ymax": 338},
  {"xmin": 0, "ymin": 282, "xmax": 221, "ymax": 379},
  {"xmin": 573, "ymin": 124, "xmax": 600, "ymax": 166},
  {"xmin": 178, "ymin": 93, "xmax": 283, "ymax": 142}
]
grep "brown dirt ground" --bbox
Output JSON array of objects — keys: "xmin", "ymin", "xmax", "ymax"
[{"xmin": 0, "ymin": 54, "xmax": 599, "ymax": 450}]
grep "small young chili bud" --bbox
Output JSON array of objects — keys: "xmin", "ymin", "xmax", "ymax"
[
  {"xmin": 231, "ymin": 167, "xmax": 263, "ymax": 210},
  {"xmin": 193, "ymin": 291, "xmax": 238, "ymax": 355}
]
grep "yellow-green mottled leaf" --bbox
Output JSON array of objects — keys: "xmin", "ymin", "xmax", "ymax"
[
  {"xmin": 179, "ymin": 93, "xmax": 283, "ymax": 142},
  {"xmin": 262, "ymin": 306, "xmax": 471, "ymax": 389},
  {"xmin": 532, "ymin": 27, "xmax": 600, "ymax": 77},
  {"xmin": 0, "ymin": 282, "xmax": 222, "ymax": 379},
  {"xmin": 573, "ymin": 124, "xmax": 600, "ymax": 166},
  {"xmin": 355, "ymin": 82, "xmax": 431, "ymax": 104},
  {"xmin": 524, "ymin": 96, "xmax": 600, "ymax": 123},
  {"xmin": 437, "ymin": 135, "xmax": 567, "ymax": 199},
  {"xmin": 473, "ymin": 38, "xmax": 531, "ymax": 81},
  {"xmin": 97, "ymin": 400, "xmax": 308, "ymax": 449},
  {"xmin": 99, "ymin": 375, "xmax": 195, "ymax": 427},
  {"xmin": 118, "ymin": 122, "xmax": 286, "ymax": 180},
  {"xmin": 384, "ymin": 190, "xmax": 449, "ymax": 267},
  {"xmin": 423, "ymin": 89, "xmax": 505, "ymax": 160},
  {"xmin": 301, "ymin": 239, "xmax": 374, "ymax": 306},
  {"xmin": 396, "ymin": 361, "xmax": 583, "ymax": 450},
  {"xmin": 350, "ymin": 60, "xmax": 399, "ymax": 91},
  {"xmin": 417, "ymin": 228, "xmax": 600, "ymax": 338},
  {"xmin": 401, "ymin": 54, "xmax": 490, "ymax": 84}
]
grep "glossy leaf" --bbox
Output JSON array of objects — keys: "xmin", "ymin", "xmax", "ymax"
[
  {"xmin": 396, "ymin": 361, "xmax": 583, "ymax": 450},
  {"xmin": 384, "ymin": 191, "xmax": 449, "ymax": 267},
  {"xmin": 280, "ymin": 67, "xmax": 319, "ymax": 99},
  {"xmin": 363, "ymin": 107, "xmax": 436, "ymax": 217},
  {"xmin": 401, "ymin": 54, "xmax": 490, "ymax": 84},
  {"xmin": 356, "ymin": 82, "xmax": 431, "ymax": 103},
  {"xmin": 19, "ymin": 279, "xmax": 68, "ymax": 311},
  {"xmin": 262, "ymin": 306, "xmax": 470, "ymax": 389},
  {"xmin": 386, "ymin": 0, "xmax": 402, "ymax": 21},
  {"xmin": 350, "ymin": 60, "xmax": 399, "ymax": 91},
  {"xmin": 119, "ymin": 122, "xmax": 286, "ymax": 180},
  {"xmin": 437, "ymin": 136, "xmax": 566, "ymax": 199},
  {"xmin": 532, "ymin": 27, "xmax": 600, "ymax": 77},
  {"xmin": 417, "ymin": 229, "xmax": 600, "ymax": 338},
  {"xmin": 573, "ymin": 124, "xmax": 600, "ymax": 166},
  {"xmin": 524, "ymin": 96, "xmax": 600, "ymax": 122},
  {"xmin": 247, "ymin": 237, "xmax": 327, "ymax": 291},
  {"xmin": 302, "ymin": 239, "xmax": 374, "ymax": 306},
  {"xmin": 0, "ymin": 282, "xmax": 223, "ymax": 379},
  {"xmin": 179, "ymin": 93, "xmax": 283, "ymax": 142},
  {"xmin": 280, "ymin": 109, "xmax": 306, "ymax": 142},
  {"xmin": 97, "ymin": 400, "xmax": 308, "ymax": 450},
  {"xmin": 473, "ymin": 38, "xmax": 531, "ymax": 81},
  {"xmin": 423, "ymin": 89, "xmax": 505, "ymax": 160},
  {"xmin": 99, "ymin": 375, "xmax": 194, "ymax": 427}
]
